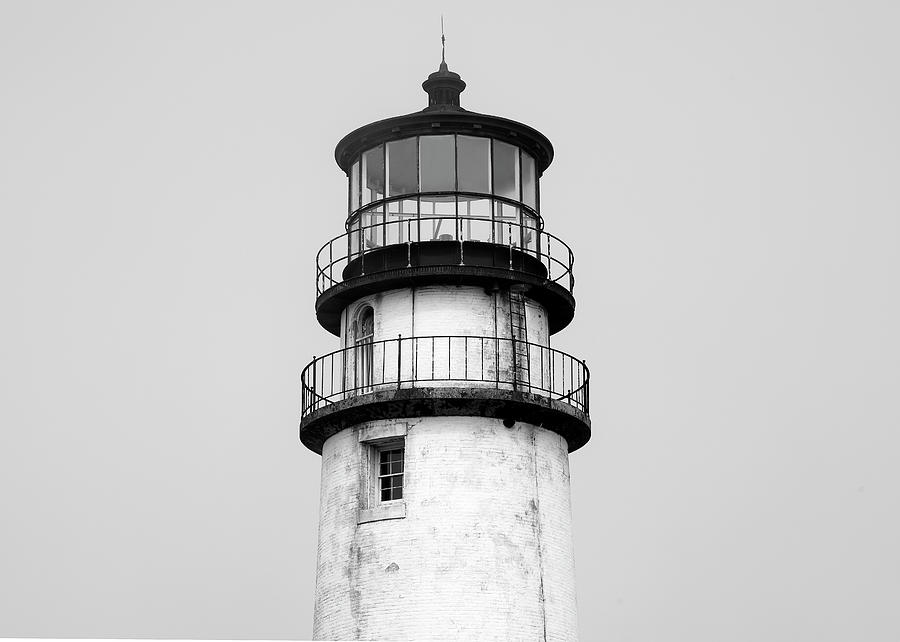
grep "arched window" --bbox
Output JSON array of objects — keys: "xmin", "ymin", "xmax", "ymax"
[{"xmin": 354, "ymin": 306, "xmax": 374, "ymax": 392}]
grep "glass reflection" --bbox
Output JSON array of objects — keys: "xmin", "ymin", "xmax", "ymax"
[
  {"xmin": 494, "ymin": 201, "xmax": 520, "ymax": 245},
  {"xmin": 492, "ymin": 141, "xmax": 520, "ymax": 201},
  {"xmin": 350, "ymin": 161, "xmax": 360, "ymax": 210},
  {"xmin": 457, "ymin": 136, "xmax": 490, "ymax": 194},
  {"xmin": 459, "ymin": 196, "xmax": 492, "ymax": 242},
  {"xmin": 349, "ymin": 136, "xmax": 539, "ymax": 251},
  {"xmin": 363, "ymin": 205, "xmax": 384, "ymax": 249},
  {"xmin": 521, "ymin": 153, "xmax": 536, "ymax": 209},
  {"xmin": 419, "ymin": 136, "xmax": 455, "ymax": 192},
  {"xmin": 387, "ymin": 138, "xmax": 417, "ymax": 197},
  {"xmin": 362, "ymin": 146, "xmax": 384, "ymax": 207}
]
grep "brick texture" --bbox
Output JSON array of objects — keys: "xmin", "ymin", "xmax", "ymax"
[
  {"xmin": 312, "ymin": 284, "xmax": 579, "ymax": 640},
  {"xmin": 312, "ymin": 417, "xmax": 578, "ymax": 641}
]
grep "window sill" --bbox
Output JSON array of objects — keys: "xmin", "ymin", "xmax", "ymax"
[{"xmin": 358, "ymin": 501, "xmax": 407, "ymax": 524}]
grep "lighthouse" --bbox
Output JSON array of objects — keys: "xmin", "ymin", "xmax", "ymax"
[{"xmin": 300, "ymin": 52, "xmax": 591, "ymax": 641}]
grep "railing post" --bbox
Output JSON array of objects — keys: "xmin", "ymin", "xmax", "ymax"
[
  {"xmin": 341, "ymin": 345, "xmax": 347, "ymax": 400},
  {"xmin": 360, "ymin": 227, "xmax": 366, "ymax": 276},
  {"xmin": 508, "ymin": 224, "xmax": 513, "ymax": 270},
  {"xmin": 569, "ymin": 247, "xmax": 574, "ymax": 292},
  {"xmin": 464, "ymin": 336, "xmax": 468, "ymax": 380},
  {"xmin": 583, "ymin": 359, "xmax": 589, "ymax": 412},
  {"xmin": 397, "ymin": 334, "xmax": 402, "ymax": 389},
  {"xmin": 547, "ymin": 235, "xmax": 552, "ymax": 281},
  {"xmin": 311, "ymin": 356, "xmax": 317, "ymax": 411},
  {"xmin": 495, "ymin": 335, "xmax": 500, "ymax": 388}
]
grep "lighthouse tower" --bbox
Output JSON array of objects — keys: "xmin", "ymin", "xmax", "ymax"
[{"xmin": 300, "ymin": 53, "xmax": 591, "ymax": 641}]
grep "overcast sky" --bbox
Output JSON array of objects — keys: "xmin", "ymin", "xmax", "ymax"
[{"xmin": 1, "ymin": 1, "xmax": 898, "ymax": 640}]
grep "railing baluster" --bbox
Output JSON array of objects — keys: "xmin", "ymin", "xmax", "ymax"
[
  {"xmin": 464, "ymin": 336, "xmax": 468, "ymax": 380},
  {"xmin": 547, "ymin": 235, "xmax": 552, "ymax": 281},
  {"xmin": 299, "ymin": 335, "xmax": 589, "ymax": 420},
  {"xmin": 540, "ymin": 345, "xmax": 545, "ymax": 394}
]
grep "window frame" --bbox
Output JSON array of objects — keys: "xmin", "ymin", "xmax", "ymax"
[
  {"xmin": 357, "ymin": 424, "xmax": 408, "ymax": 525},
  {"xmin": 376, "ymin": 444, "xmax": 404, "ymax": 503}
]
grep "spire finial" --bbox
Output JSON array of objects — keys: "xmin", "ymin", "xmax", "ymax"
[
  {"xmin": 422, "ymin": 19, "xmax": 465, "ymax": 110},
  {"xmin": 441, "ymin": 15, "xmax": 446, "ymax": 64}
]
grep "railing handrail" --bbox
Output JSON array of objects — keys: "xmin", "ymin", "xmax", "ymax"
[
  {"xmin": 314, "ymin": 214, "xmax": 576, "ymax": 295},
  {"xmin": 346, "ymin": 190, "xmax": 544, "ymax": 230},
  {"xmin": 300, "ymin": 334, "xmax": 590, "ymax": 419}
]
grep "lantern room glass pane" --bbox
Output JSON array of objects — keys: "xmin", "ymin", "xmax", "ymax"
[
  {"xmin": 421, "ymin": 196, "xmax": 456, "ymax": 241},
  {"xmin": 362, "ymin": 205, "xmax": 384, "ymax": 250},
  {"xmin": 492, "ymin": 141, "xmax": 520, "ymax": 201},
  {"xmin": 494, "ymin": 201, "xmax": 521, "ymax": 245},
  {"xmin": 350, "ymin": 161, "xmax": 360, "ymax": 211},
  {"xmin": 458, "ymin": 196, "xmax": 492, "ymax": 242},
  {"xmin": 362, "ymin": 146, "xmax": 385, "ymax": 207},
  {"xmin": 521, "ymin": 152, "xmax": 536, "ymax": 209},
  {"xmin": 387, "ymin": 138, "xmax": 417, "ymax": 197},
  {"xmin": 419, "ymin": 135, "xmax": 456, "ymax": 192},
  {"xmin": 457, "ymin": 135, "xmax": 490, "ymax": 194}
]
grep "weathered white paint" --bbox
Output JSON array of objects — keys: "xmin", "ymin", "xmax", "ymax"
[
  {"xmin": 335, "ymin": 285, "xmax": 556, "ymax": 393},
  {"xmin": 339, "ymin": 285, "xmax": 549, "ymax": 348},
  {"xmin": 313, "ymin": 416, "xmax": 578, "ymax": 641}
]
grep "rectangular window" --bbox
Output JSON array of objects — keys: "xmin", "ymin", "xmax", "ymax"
[
  {"xmin": 387, "ymin": 138, "xmax": 418, "ymax": 197},
  {"xmin": 521, "ymin": 152, "xmax": 536, "ymax": 209},
  {"xmin": 457, "ymin": 135, "xmax": 491, "ymax": 194},
  {"xmin": 378, "ymin": 447, "xmax": 404, "ymax": 501},
  {"xmin": 350, "ymin": 160, "xmax": 360, "ymax": 211},
  {"xmin": 492, "ymin": 140, "xmax": 520, "ymax": 201},
  {"xmin": 362, "ymin": 145, "xmax": 385, "ymax": 206},
  {"xmin": 419, "ymin": 135, "xmax": 456, "ymax": 192}
]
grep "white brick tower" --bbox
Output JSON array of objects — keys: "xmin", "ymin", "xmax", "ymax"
[{"xmin": 300, "ymin": 54, "xmax": 590, "ymax": 641}]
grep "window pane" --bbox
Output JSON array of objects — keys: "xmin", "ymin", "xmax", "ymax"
[
  {"xmin": 362, "ymin": 205, "xmax": 384, "ymax": 249},
  {"xmin": 458, "ymin": 196, "xmax": 492, "ymax": 242},
  {"xmin": 385, "ymin": 199, "xmax": 402, "ymax": 246},
  {"xmin": 350, "ymin": 161, "xmax": 360, "ymax": 211},
  {"xmin": 387, "ymin": 138, "xmax": 418, "ymax": 197},
  {"xmin": 362, "ymin": 146, "xmax": 385, "ymax": 206},
  {"xmin": 457, "ymin": 136, "xmax": 490, "ymax": 194},
  {"xmin": 419, "ymin": 135, "xmax": 456, "ymax": 192},
  {"xmin": 493, "ymin": 141, "xmax": 520, "ymax": 201},
  {"xmin": 521, "ymin": 152, "xmax": 536, "ymax": 209},
  {"xmin": 523, "ymin": 212, "xmax": 538, "ymax": 253},
  {"xmin": 420, "ymin": 195, "xmax": 456, "ymax": 218},
  {"xmin": 494, "ymin": 201, "xmax": 521, "ymax": 245}
]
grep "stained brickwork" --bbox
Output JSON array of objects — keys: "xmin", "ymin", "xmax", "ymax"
[
  {"xmin": 313, "ymin": 416, "xmax": 578, "ymax": 641},
  {"xmin": 339, "ymin": 285, "xmax": 549, "ymax": 348}
]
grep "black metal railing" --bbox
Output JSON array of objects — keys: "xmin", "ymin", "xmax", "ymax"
[
  {"xmin": 300, "ymin": 335, "xmax": 589, "ymax": 419},
  {"xmin": 315, "ymin": 204, "xmax": 575, "ymax": 296}
]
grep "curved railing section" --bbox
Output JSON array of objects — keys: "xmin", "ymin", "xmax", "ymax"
[
  {"xmin": 300, "ymin": 334, "xmax": 589, "ymax": 419},
  {"xmin": 346, "ymin": 191, "xmax": 545, "ymax": 230},
  {"xmin": 315, "ymin": 196, "xmax": 575, "ymax": 296}
]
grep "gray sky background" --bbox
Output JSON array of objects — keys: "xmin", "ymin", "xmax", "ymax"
[{"xmin": 1, "ymin": 1, "xmax": 898, "ymax": 640}]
